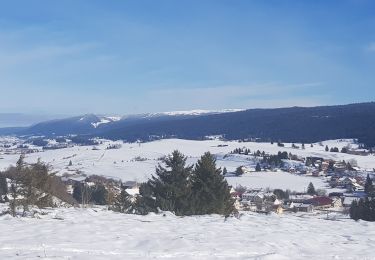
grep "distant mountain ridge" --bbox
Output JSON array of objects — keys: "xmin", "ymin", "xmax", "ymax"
[{"xmin": 1, "ymin": 103, "xmax": 375, "ymax": 147}]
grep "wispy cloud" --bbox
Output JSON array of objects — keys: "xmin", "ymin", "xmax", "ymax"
[
  {"xmin": 365, "ymin": 42, "xmax": 375, "ymax": 52},
  {"xmin": 0, "ymin": 43, "xmax": 97, "ymax": 67}
]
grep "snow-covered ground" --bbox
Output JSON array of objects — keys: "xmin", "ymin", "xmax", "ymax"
[
  {"xmin": 1, "ymin": 138, "xmax": 374, "ymax": 192},
  {"xmin": 225, "ymin": 171, "xmax": 327, "ymax": 191},
  {"xmin": 0, "ymin": 206, "xmax": 373, "ymax": 259},
  {"xmin": 1, "ymin": 138, "xmax": 374, "ymax": 259}
]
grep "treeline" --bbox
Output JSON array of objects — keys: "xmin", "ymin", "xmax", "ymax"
[{"xmin": 111, "ymin": 151, "xmax": 235, "ymax": 216}]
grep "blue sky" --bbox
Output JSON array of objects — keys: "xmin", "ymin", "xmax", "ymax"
[{"xmin": 0, "ymin": 0, "xmax": 374, "ymax": 115}]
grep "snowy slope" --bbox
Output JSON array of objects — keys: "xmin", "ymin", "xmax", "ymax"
[
  {"xmin": 146, "ymin": 109, "xmax": 244, "ymax": 117},
  {"xmin": 0, "ymin": 206, "xmax": 373, "ymax": 259},
  {"xmin": 1, "ymin": 138, "xmax": 374, "ymax": 192}
]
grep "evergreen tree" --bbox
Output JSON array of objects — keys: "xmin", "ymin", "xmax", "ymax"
[
  {"xmin": 222, "ymin": 167, "xmax": 228, "ymax": 176},
  {"xmin": 255, "ymin": 163, "xmax": 261, "ymax": 172},
  {"xmin": 365, "ymin": 174, "xmax": 374, "ymax": 196},
  {"xmin": 110, "ymin": 189, "xmax": 133, "ymax": 213},
  {"xmin": 68, "ymin": 160, "xmax": 73, "ymax": 166},
  {"xmin": 302, "ymin": 143, "xmax": 305, "ymax": 149},
  {"xmin": 325, "ymin": 145, "xmax": 329, "ymax": 152},
  {"xmin": 307, "ymin": 182, "xmax": 316, "ymax": 195},
  {"xmin": 349, "ymin": 200, "xmax": 359, "ymax": 220},
  {"xmin": 73, "ymin": 182, "xmax": 82, "ymax": 202},
  {"xmin": 189, "ymin": 152, "xmax": 235, "ymax": 216},
  {"xmin": 273, "ymin": 189, "xmax": 288, "ymax": 200},
  {"xmin": 235, "ymin": 166, "xmax": 244, "ymax": 176},
  {"xmin": 350, "ymin": 198, "xmax": 375, "ymax": 221},
  {"xmin": 91, "ymin": 184, "xmax": 108, "ymax": 205},
  {"xmin": 0, "ymin": 175, "xmax": 8, "ymax": 197},
  {"xmin": 134, "ymin": 182, "xmax": 157, "ymax": 215},
  {"xmin": 147, "ymin": 150, "xmax": 193, "ymax": 215}
]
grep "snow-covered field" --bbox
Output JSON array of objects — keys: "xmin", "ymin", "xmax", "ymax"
[
  {"xmin": 1, "ymin": 138, "xmax": 374, "ymax": 192},
  {"xmin": 0, "ymin": 206, "xmax": 373, "ymax": 259},
  {"xmin": 1, "ymin": 138, "xmax": 375, "ymax": 259}
]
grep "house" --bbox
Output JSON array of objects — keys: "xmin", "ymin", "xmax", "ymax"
[
  {"xmin": 342, "ymin": 177, "xmax": 356, "ymax": 185},
  {"xmin": 331, "ymin": 197, "xmax": 343, "ymax": 208},
  {"xmin": 122, "ymin": 181, "xmax": 138, "ymax": 189},
  {"xmin": 242, "ymin": 191, "xmax": 264, "ymax": 203},
  {"xmin": 334, "ymin": 162, "xmax": 347, "ymax": 173},
  {"xmin": 295, "ymin": 203, "xmax": 314, "ymax": 213},
  {"xmin": 328, "ymin": 192, "xmax": 344, "ymax": 198},
  {"xmin": 272, "ymin": 204, "xmax": 284, "ymax": 214},
  {"xmin": 347, "ymin": 182, "xmax": 364, "ymax": 192},
  {"xmin": 321, "ymin": 161, "xmax": 330, "ymax": 172},
  {"xmin": 231, "ymin": 191, "xmax": 242, "ymax": 200},
  {"xmin": 305, "ymin": 196, "xmax": 333, "ymax": 209},
  {"xmin": 288, "ymin": 194, "xmax": 313, "ymax": 203}
]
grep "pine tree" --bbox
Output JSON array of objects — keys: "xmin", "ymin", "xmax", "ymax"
[
  {"xmin": 222, "ymin": 167, "xmax": 228, "ymax": 176},
  {"xmin": 190, "ymin": 152, "xmax": 235, "ymax": 216},
  {"xmin": 307, "ymin": 182, "xmax": 316, "ymax": 195},
  {"xmin": 91, "ymin": 184, "xmax": 108, "ymax": 205},
  {"xmin": 349, "ymin": 200, "xmax": 359, "ymax": 220},
  {"xmin": 235, "ymin": 166, "xmax": 243, "ymax": 176},
  {"xmin": 365, "ymin": 174, "xmax": 374, "ymax": 196},
  {"xmin": 134, "ymin": 182, "xmax": 157, "ymax": 215},
  {"xmin": 325, "ymin": 145, "xmax": 329, "ymax": 152},
  {"xmin": 68, "ymin": 160, "xmax": 73, "ymax": 166},
  {"xmin": 147, "ymin": 150, "xmax": 193, "ymax": 215},
  {"xmin": 255, "ymin": 163, "xmax": 261, "ymax": 172},
  {"xmin": 0, "ymin": 175, "xmax": 7, "ymax": 197},
  {"xmin": 110, "ymin": 189, "xmax": 133, "ymax": 213}
]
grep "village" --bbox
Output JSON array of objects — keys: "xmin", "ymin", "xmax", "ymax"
[
  {"xmin": 0, "ymin": 136, "xmax": 374, "ymax": 219},
  {"xmin": 226, "ymin": 145, "xmax": 373, "ymax": 216}
]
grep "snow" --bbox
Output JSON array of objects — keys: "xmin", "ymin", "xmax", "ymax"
[
  {"xmin": 147, "ymin": 109, "xmax": 244, "ymax": 117},
  {"xmin": 91, "ymin": 116, "xmax": 121, "ymax": 128},
  {"xmin": 0, "ymin": 206, "xmax": 373, "ymax": 259},
  {"xmin": 0, "ymin": 138, "xmax": 374, "ymax": 192},
  {"xmin": 226, "ymin": 171, "xmax": 327, "ymax": 191},
  {"xmin": 1, "ymin": 138, "xmax": 375, "ymax": 258}
]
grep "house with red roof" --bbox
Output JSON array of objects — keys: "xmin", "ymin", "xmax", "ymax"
[{"xmin": 305, "ymin": 196, "xmax": 333, "ymax": 209}]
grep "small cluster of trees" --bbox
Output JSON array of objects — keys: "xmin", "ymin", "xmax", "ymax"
[
  {"xmin": 112, "ymin": 151, "xmax": 235, "ymax": 217},
  {"xmin": 325, "ymin": 145, "xmax": 349, "ymax": 153},
  {"xmin": 261, "ymin": 151, "xmax": 288, "ymax": 168},
  {"xmin": 230, "ymin": 148, "xmax": 251, "ymax": 155},
  {"xmin": 72, "ymin": 175, "xmax": 120, "ymax": 206},
  {"xmin": 106, "ymin": 144, "xmax": 122, "ymax": 150},
  {"xmin": 350, "ymin": 198, "xmax": 375, "ymax": 221},
  {"xmin": 350, "ymin": 175, "xmax": 375, "ymax": 222},
  {"xmin": 0, "ymin": 155, "xmax": 74, "ymax": 216},
  {"xmin": 273, "ymin": 189, "xmax": 290, "ymax": 200}
]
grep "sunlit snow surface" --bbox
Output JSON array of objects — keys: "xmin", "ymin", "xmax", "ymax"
[
  {"xmin": 0, "ymin": 138, "xmax": 374, "ymax": 192},
  {"xmin": 0, "ymin": 207, "xmax": 373, "ymax": 259},
  {"xmin": 0, "ymin": 138, "xmax": 374, "ymax": 259}
]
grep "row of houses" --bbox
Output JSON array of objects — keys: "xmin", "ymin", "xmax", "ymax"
[{"xmin": 234, "ymin": 188, "xmax": 350, "ymax": 214}]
